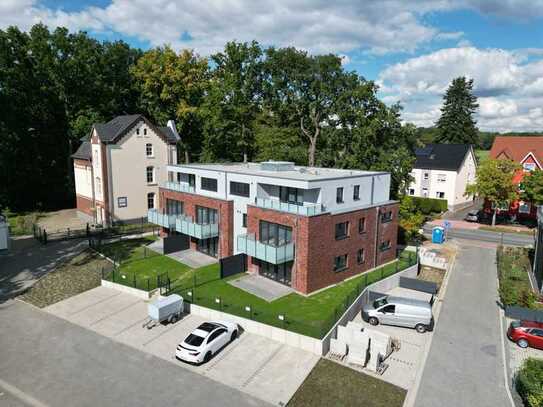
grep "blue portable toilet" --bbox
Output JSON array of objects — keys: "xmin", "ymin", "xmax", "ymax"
[{"xmin": 432, "ymin": 226, "xmax": 445, "ymax": 244}]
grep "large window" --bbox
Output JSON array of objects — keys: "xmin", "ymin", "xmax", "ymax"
[
  {"xmin": 353, "ymin": 185, "xmax": 360, "ymax": 201},
  {"xmin": 166, "ymin": 199, "xmax": 183, "ymax": 215},
  {"xmin": 146, "ymin": 166, "xmax": 155, "ymax": 183},
  {"xmin": 201, "ymin": 177, "xmax": 218, "ymax": 192},
  {"xmin": 335, "ymin": 221, "xmax": 349, "ymax": 240},
  {"xmin": 336, "ymin": 187, "xmax": 344, "ymax": 204},
  {"xmin": 196, "ymin": 206, "xmax": 218, "ymax": 224},
  {"xmin": 147, "ymin": 192, "xmax": 155, "ymax": 209},
  {"xmin": 381, "ymin": 211, "xmax": 393, "ymax": 223},
  {"xmin": 230, "ymin": 181, "xmax": 250, "ymax": 197},
  {"xmin": 279, "ymin": 186, "xmax": 302, "ymax": 205},
  {"xmin": 146, "ymin": 143, "xmax": 153, "ymax": 157},
  {"xmin": 334, "ymin": 254, "xmax": 348, "ymax": 272},
  {"xmin": 259, "ymin": 220, "xmax": 292, "ymax": 246}
]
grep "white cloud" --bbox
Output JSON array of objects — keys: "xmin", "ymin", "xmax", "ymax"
[{"xmin": 379, "ymin": 46, "xmax": 543, "ymax": 132}]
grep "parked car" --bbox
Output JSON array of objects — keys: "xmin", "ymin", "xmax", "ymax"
[
  {"xmin": 507, "ymin": 320, "xmax": 543, "ymax": 350},
  {"xmin": 464, "ymin": 210, "xmax": 479, "ymax": 222},
  {"xmin": 362, "ymin": 295, "xmax": 434, "ymax": 333},
  {"xmin": 175, "ymin": 321, "xmax": 238, "ymax": 364}
]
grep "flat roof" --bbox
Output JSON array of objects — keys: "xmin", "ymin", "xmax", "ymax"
[{"xmin": 169, "ymin": 162, "xmax": 388, "ymax": 182}]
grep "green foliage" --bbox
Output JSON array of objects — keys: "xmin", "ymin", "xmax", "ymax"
[
  {"xmin": 521, "ymin": 169, "xmax": 543, "ymax": 206},
  {"xmin": 398, "ymin": 196, "xmax": 424, "ymax": 243},
  {"xmin": 497, "ymin": 246, "xmax": 538, "ymax": 308},
  {"xmin": 410, "ymin": 196, "xmax": 448, "ymax": 214},
  {"xmin": 435, "ymin": 76, "xmax": 479, "ymax": 144},
  {"xmin": 515, "ymin": 358, "xmax": 543, "ymax": 407}
]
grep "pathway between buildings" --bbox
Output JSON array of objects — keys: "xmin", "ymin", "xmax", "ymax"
[{"xmin": 415, "ymin": 241, "xmax": 512, "ymax": 407}]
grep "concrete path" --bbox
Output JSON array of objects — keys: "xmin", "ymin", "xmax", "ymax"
[
  {"xmin": 0, "ymin": 300, "xmax": 264, "ymax": 407},
  {"xmin": 415, "ymin": 242, "xmax": 512, "ymax": 407}
]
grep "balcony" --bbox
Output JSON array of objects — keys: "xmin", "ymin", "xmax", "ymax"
[
  {"xmin": 147, "ymin": 209, "xmax": 178, "ymax": 228},
  {"xmin": 254, "ymin": 197, "xmax": 323, "ymax": 216},
  {"xmin": 175, "ymin": 215, "xmax": 219, "ymax": 239},
  {"xmin": 237, "ymin": 233, "xmax": 294, "ymax": 264},
  {"xmin": 162, "ymin": 181, "xmax": 195, "ymax": 194}
]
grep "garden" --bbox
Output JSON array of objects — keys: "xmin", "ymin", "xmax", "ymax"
[{"xmin": 515, "ymin": 358, "xmax": 543, "ymax": 407}]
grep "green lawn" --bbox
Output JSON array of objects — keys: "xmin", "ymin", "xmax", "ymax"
[
  {"xmin": 475, "ymin": 149, "xmax": 490, "ymax": 163},
  {"xmin": 2, "ymin": 210, "xmax": 42, "ymax": 235},
  {"xmin": 288, "ymin": 359, "xmax": 406, "ymax": 407}
]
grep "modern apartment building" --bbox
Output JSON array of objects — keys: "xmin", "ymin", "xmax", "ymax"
[
  {"xmin": 148, "ymin": 161, "xmax": 399, "ymax": 295},
  {"xmin": 72, "ymin": 114, "xmax": 179, "ymax": 225}
]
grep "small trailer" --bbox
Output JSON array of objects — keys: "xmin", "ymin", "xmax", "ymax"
[{"xmin": 142, "ymin": 294, "xmax": 183, "ymax": 329}]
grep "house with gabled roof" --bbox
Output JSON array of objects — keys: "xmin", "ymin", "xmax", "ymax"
[
  {"xmin": 489, "ymin": 136, "xmax": 543, "ymax": 220},
  {"xmin": 407, "ymin": 144, "xmax": 477, "ymax": 211},
  {"xmin": 72, "ymin": 114, "xmax": 179, "ymax": 225}
]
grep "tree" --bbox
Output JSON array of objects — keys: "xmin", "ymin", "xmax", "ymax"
[
  {"xmin": 436, "ymin": 77, "xmax": 479, "ymax": 144},
  {"xmin": 398, "ymin": 195, "xmax": 424, "ymax": 243},
  {"xmin": 466, "ymin": 159, "xmax": 521, "ymax": 225},
  {"xmin": 132, "ymin": 46, "xmax": 209, "ymax": 163},
  {"xmin": 521, "ymin": 169, "xmax": 543, "ymax": 206}
]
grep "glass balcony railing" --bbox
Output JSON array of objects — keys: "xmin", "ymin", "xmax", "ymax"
[
  {"xmin": 162, "ymin": 181, "xmax": 195, "ymax": 194},
  {"xmin": 147, "ymin": 209, "xmax": 178, "ymax": 228},
  {"xmin": 254, "ymin": 197, "xmax": 323, "ymax": 216},
  {"xmin": 237, "ymin": 233, "xmax": 294, "ymax": 264},
  {"xmin": 175, "ymin": 215, "xmax": 219, "ymax": 239}
]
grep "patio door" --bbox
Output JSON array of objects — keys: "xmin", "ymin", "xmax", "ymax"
[
  {"xmin": 259, "ymin": 261, "xmax": 292, "ymax": 286},
  {"xmin": 197, "ymin": 237, "xmax": 218, "ymax": 257}
]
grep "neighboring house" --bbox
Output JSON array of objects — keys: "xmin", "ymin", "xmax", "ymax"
[
  {"xmin": 408, "ymin": 144, "xmax": 477, "ymax": 211},
  {"xmin": 72, "ymin": 114, "xmax": 179, "ymax": 225},
  {"xmin": 147, "ymin": 161, "xmax": 399, "ymax": 295},
  {"xmin": 488, "ymin": 136, "xmax": 543, "ymax": 220}
]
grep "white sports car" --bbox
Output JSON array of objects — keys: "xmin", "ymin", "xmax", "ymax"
[{"xmin": 175, "ymin": 321, "xmax": 238, "ymax": 364}]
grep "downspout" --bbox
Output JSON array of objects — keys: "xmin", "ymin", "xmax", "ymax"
[{"xmin": 374, "ymin": 206, "xmax": 380, "ymax": 268}]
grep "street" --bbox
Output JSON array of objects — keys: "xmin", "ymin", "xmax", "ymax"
[
  {"xmin": 0, "ymin": 300, "xmax": 264, "ymax": 407},
  {"xmin": 423, "ymin": 224, "xmax": 535, "ymax": 247},
  {"xmin": 415, "ymin": 241, "xmax": 512, "ymax": 407}
]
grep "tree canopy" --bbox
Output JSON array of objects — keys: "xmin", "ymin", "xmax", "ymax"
[{"xmin": 521, "ymin": 169, "xmax": 543, "ymax": 206}]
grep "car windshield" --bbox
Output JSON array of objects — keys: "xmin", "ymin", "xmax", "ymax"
[
  {"xmin": 468, "ymin": 211, "xmax": 478, "ymax": 216},
  {"xmin": 184, "ymin": 333, "xmax": 204, "ymax": 347},
  {"xmin": 373, "ymin": 297, "xmax": 388, "ymax": 308}
]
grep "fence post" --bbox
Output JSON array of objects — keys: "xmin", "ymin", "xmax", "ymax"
[
  {"xmin": 147, "ymin": 278, "xmax": 150, "ymax": 292},
  {"xmin": 133, "ymin": 273, "xmax": 137, "ymax": 288},
  {"xmin": 395, "ymin": 261, "xmax": 399, "ymax": 273}
]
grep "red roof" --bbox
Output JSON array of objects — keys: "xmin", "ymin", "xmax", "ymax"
[{"xmin": 489, "ymin": 136, "xmax": 543, "ymax": 165}]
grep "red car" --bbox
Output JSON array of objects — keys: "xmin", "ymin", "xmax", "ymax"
[{"xmin": 507, "ymin": 320, "xmax": 543, "ymax": 350}]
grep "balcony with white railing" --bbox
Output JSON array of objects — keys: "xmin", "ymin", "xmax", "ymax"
[
  {"xmin": 254, "ymin": 197, "xmax": 323, "ymax": 216},
  {"xmin": 147, "ymin": 209, "xmax": 180, "ymax": 229},
  {"xmin": 175, "ymin": 215, "xmax": 219, "ymax": 239},
  {"xmin": 162, "ymin": 181, "xmax": 195, "ymax": 194},
  {"xmin": 237, "ymin": 233, "xmax": 294, "ymax": 264}
]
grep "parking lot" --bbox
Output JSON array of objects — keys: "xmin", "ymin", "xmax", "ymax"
[{"xmin": 44, "ymin": 286, "xmax": 319, "ymax": 406}]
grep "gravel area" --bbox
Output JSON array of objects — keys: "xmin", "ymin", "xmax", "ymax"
[
  {"xmin": 418, "ymin": 266, "xmax": 446, "ymax": 291},
  {"xmin": 20, "ymin": 250, "xmax": 110, "ymax": 308}
]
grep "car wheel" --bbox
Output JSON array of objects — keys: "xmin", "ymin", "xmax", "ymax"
[
  {"xmin": 203, "ymin": 352, "xmax": 212, "ymax": 363},
  {"xmin": 517, "ymin": 339, "xmax": 529, "ymax": 349},
  {"xmin": 415, "ymin": 324, "xmax": 427, "ymax": 333},
  {"xmin": 369, "ymin": 317, "xmax": 379, "ymax": 326},
  {"xmin": 231, "ymin": 330, "xmax": 237, "ymax": 342}
]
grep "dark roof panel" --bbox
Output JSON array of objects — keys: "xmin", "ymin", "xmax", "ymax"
[
  {"xmin": 414, "ymin": 143, "xmax": 471, "ymax": 172},
  {"xmin": 71, "ymin": 141, "xmax": 91, "ymax": 160},
  {"xmin": 92, "ymin": 114, "xmax": 177, "ymax": 145},
  {"xmin": 159, "ymin": 126, "xmax": 179, "ymax": 144}
]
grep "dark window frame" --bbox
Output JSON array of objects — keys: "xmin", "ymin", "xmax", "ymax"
[
  {"xmin": 380, "ymin": 240, "xmax": 392, "ymax": 252},
  {"xmin": 353, "ymin": 185, "xmax": 360, "ymax": 201},
  {"xmin": 117, "ymin": 197, "xmax": 127, "ymax": 208},
  {"xmin": 259, "ymin": 220, "xmax": 292, "ymax": 247},
  {"xmin": 334, "ymin": 254, "xmax": 348, "ymax": 272},
  {"xmin": 201, "ymin": 177, "xmax": 218, "ymax": 192},
  {"xmin": 230, "ymin": 181, "xmax": 250, "ymax": 197},
  {"xmin": 357, "ymin": 248, "xmax": 365, "ymax": 264},
  {"xmin": 381, "ymin": 211, "xmax": 393, "ymax": 223},
  {"xmin": 335, "ymin": 221, "xmax": 349, "ymax": 240},
  {"xmin": 196, "ymin": 206, "xmax": 218, "ymax": 225},
  {"xmin": 336, "ymin": 187, "xmax": 344, "ymax": 204},
  {"xmin": 358, "ymin": 217, "xmax": 366, "ymax": 234},
  {"xmin": 279, "ymin": 186, "xmax": 303, "ymax": 205},
  {"xmin": 242, "ymin": 213, "xmax": 247, "ymax": 228}
]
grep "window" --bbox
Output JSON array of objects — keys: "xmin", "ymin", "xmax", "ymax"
[
  {"xmin": 380, "ymin": 240, "xmax": 391, "ymax": 252},
  {"xmin": 143, "ymin": 128, "xmax": 147, "ymax": 136},
  {"xmin": 188, "ymin": 174, "xmax": 196, "ymax": 187},
  {"xmin": 335, "ymin": 221, "xmax": 349, "ymax": 240},
  {"xmin": 117, "ymin": 197, "xmax": 127, "ymax": 208},
  {"xmin": 437, "ymin": 174, "xmax": 446, "ymax": 182},
  {"xmin": 95, "ymin": 177, "xmax": 101, "ymax": 194},
  {"xmin": 519, "ymin": 202, "xmax": 531, "ymax": 214},
  {"xmin": 207, "ymin": 329, "xmax": 226, "ymax": 343},
  {"xmin": 358, "ymin": 217, "xmax": 366, "ymax": 234},
  {"xmin": 530, "ymin": 328, "xmax": 543, "ymax": 337},
  {"xmin": 147, "ymin": 192, "xmax": 155, "ymax": 209},
  {"xmin": 176, "ymin": 172, "xmax": 183, "ymax": 183},
  {"xmin": 166, "ymin": 199, "xmax": 183, "ymax": 215},
  {"xmin": 353, "ymin": 185, "xmax": 360, "ymax": 201},
  {"xmin": 230, "ymin": 181, "xmax": 250, "ymax": 197},
  {"xmin": 334, "ymin": 254, "xmax": 348, "ymax": 272},
  {"xmin": 259, "ymin": 220, "xmax": 292, "ymax": 246},
  {"xmin": 196, "ymin": 206, "xmax": 218, "ymax": 224},
  {"xmin": 409, "ymin": 188, "xmax": 415, "ymax": 196},
  {"xmin": 279, "ymin": 186, "xmax": 302, "ymax": 205},
  {"xmin": 380, "ymin": 305, "xmax": 395, "ymax": 314},
  {"xmin": 422, "ymin": 188, "xmax": 428, "ymax": 197},
  {"xmin": 436, "ymin": 191, "xmax": 445, "ymax": 199},
  {"xmin": 336, "ymin": 187, "xmax": 344, "ymax": 204},
  {"xmin": 242, "ymin": 213, "xmax": 247, "ymax": 228},
  {"xmin": 523, "ymin": 162, "xmax": 536, "ymax": 172},
  {"xmin": 146, "ymin": 143, "xmax": 153, "ymax": 157},
  {"xmin": 201, "ymin": 177, "xmax": 218, "ymax": 192},
  {"xmin": 357, "ymin": 249, "xmax": 365, "ymax": 264},
  {"xmin": 381, "ymin": 211, "xmax": 392, "ymax": 223},
  {"xmin": 146, "ymin": 166, "xmax": 155, "ymax": 183},
  {"xmin": 423, "ymin": 172, "xmax": 429, "ymax": 180},
  {"xmin": 136, "ymin": 128, "xmax": 140, "ymax": 135}
]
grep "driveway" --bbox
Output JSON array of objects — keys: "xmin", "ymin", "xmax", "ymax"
[
  {"xmin": 0, "ymin": 237, "xmax": 88, "ymax": 303},
  {"xmin": 415, "ymin": 241, "xmax": 512, "ymax": 407},
  {"xmin": 0, "ymin": 300, "xmax": 263, "ymax": 407},
  {"xmin": 44, "ymin": 286, "xmax": 319, "ymax": 406}
]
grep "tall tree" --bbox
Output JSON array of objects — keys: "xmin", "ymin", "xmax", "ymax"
[
  {"xmin": 435, "ymin": 76, "xmax": 479, "ymax": 144},
  {"xmin": 520, "ymin": 169, "xmax": 543, "ymax": 206},
  {"xmin": 466, "ymin": 158, "xmax": 521, "ymax": 225},
  {"xmin": 132, "ymin": 46, "xmax": 209, "ymax": 163}
]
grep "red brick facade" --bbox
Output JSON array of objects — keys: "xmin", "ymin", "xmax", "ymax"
[
  {"xmin": 76, "ymin": 194, "xmax": 94, "ymax": 217},
  {"xmin": 159, "ymin": 188, "xmax": 234, "ymax": 257},
  {"xmin": 247, "ymin": 202, "xmax": 399, "ymax": 294}
]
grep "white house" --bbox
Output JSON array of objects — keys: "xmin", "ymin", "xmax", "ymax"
[
  {"xmin": 408, "ymin": 144, "xmax": 477, "ymax": 211},
  {"xmin": 72, "ymin": 115, "xmax": 179, "ymax": 225}
]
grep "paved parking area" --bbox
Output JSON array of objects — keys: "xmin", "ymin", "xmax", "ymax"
[{"xmin": 44, "ymin": 286, "xmax": 319, "ymax": 406}]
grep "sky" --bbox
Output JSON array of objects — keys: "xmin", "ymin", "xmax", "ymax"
[{"xmin": 2, "ymin": 0, "xmax": 543, "ymax": 133}]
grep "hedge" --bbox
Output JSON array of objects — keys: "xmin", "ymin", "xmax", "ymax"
[
  {"xmin": 515, "ymin": 358, "xmax": 543, "ymax": 407},
  {"xmin": 411, "ymin": 196, "xmax": 448, "ymax": 214}
]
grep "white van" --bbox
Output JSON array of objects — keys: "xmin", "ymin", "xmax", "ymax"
[{"xmin": 361, "ymin": 295, "xmax": 434, "ymax": 333}]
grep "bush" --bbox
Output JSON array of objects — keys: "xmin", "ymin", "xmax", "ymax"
[
  {"xmin": 515, "ymin": 358, "xmax": 543, "ymax": 407},
  {"xmin": 411, "ymin": 196, "xmax": 448, "ymax": 214}
]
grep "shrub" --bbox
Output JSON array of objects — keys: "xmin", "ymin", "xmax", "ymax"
[
  {"xmin": 411, "ymin": 196, "xmax": 448, "ymax": 214},
  {"xmin": 515, "ymin": 358, "xmax": 543, "ymax": 407}
]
